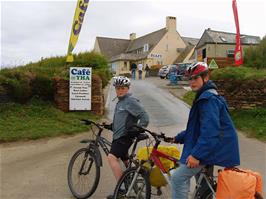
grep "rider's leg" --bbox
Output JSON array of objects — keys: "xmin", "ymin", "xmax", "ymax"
[
  {"xmin": 108, "ymin": 137, "xmax": 133, "ymax": 181},
  {"xmin": 122, "ymin": 159, "xmax": 129, "ymax": 168},
  {"xmin": 107, "ymin": 153, "xmax": 123, "ymax": 181},
  {"xmin": 170, "ymin": 164, "xmax": 204, "ymax": 199}
]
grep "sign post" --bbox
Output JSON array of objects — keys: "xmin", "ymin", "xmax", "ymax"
[{"xmin": 69, "ymin": 67, "xmax": 91, "ymax": 110}]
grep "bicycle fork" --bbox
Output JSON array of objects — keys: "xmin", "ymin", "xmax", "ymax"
[
  {"xmin": 79, "ymin": 152, "xmax": 93, "ymax": 175},
  {"xmin": 126, "ymin": 167, "xmax": 143, "ymax": 197}
]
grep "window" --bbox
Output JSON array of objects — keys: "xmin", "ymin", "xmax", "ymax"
[
  {"xmin": 137, "ymin": 49, "xmax": 143, "ymax": 54},
  {"xmin": 219, "ymin": 36, "xmax": 227, "ymax": 42},
  {"xmin": 227, "ymin": 49, "xmax": 234, "ymax": 58},
  {"xmin": 143, "ymin": 44, "xmax": 149, "ymax": 52}
]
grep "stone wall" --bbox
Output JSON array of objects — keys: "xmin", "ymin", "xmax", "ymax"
[
  {"xmin": 214, "ymin": 78, "xmax": 266, "ymax": 109},
  {"xmin": 53, "ymin": 75, "xmax": 104, "ymax": 115}
]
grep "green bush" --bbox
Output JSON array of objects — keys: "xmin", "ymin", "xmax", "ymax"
[
  {"xmin": 244, "ymin": 35, "xmax": 266, "ymax": 69},
  {"xmin": 73, "ymin": 51, "xmax": 108, "ymax": 70},
  {"xmin": 31, "ymin": 73, "xmax": 54, "ymax": 100},
  {"xmin": 182, "ymin": 91, "xmax": 195, "ymax": 106},
  {"xmin": 95, "ymin": 68, "xmax": 112, "ymax": 88},
  {"xmin": 0, "ymin": 51, "xmax": 111, "ymax": 103},
  {"xmin": 211, "ymin": 66, "xmax": 266, "ymax": 80},
  {"xmin": 3, "ymin": 72, "xmax": 32, "ymax": 103},
  {"xmin": 122, "ymin": 73, "xmax": 131, "ymax": 78}
]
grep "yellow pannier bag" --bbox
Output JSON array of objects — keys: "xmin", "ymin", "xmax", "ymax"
[{"xmin": 137, "ymin": 145, "xmax": 180, "ymax": 187}]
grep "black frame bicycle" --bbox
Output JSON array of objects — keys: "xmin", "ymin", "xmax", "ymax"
[{"xmin": 67, "ymin": 119, "xmax": 148, "ymax": 199}]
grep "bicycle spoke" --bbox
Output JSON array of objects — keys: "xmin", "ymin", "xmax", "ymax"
[{"xmin": 68, "ymin": 148, "xmax": 100, "ymax": 198}]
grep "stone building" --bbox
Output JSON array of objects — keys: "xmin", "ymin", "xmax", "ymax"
[{"xmin": 93, "ymin": 16, "xmax": 198, "ymax": 75}]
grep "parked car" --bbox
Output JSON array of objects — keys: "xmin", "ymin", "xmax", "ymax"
[
  {"xmin": 176, "ymin": 62, "xmax": 192, "ymax": 80},
  {"xmin": 158, "ymin": 65, "xmax": 176, "ymax": 79}
]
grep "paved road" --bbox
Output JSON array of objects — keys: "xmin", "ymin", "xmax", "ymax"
[{"xmin": 1, "ymin": 77, "xmax": 265, "ymax": 199}]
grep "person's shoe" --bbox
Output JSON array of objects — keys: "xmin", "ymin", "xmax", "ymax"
[{"xmin": 106, "ymin": 195, "xmax": 113, "ymax": 199}]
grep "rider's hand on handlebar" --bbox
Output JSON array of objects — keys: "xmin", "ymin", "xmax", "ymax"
[
  {"xmin": 103, "ymin": 123, "xmax": 112, "ymax": 130},
  {"xmin": 164, "ymin": 136, "xmax": 176, "ymax": 143}
]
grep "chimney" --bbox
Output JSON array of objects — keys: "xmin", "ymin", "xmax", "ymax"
[
  {"xmin": 166, "ymin": 16, "xmax": 176, "ymax": 32},
  {"xmin": 130, "ymin": 33, "xmax": 136, "ymax": 41}
]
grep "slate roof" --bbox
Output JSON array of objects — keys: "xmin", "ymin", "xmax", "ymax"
[
  {"xmin": 95, "ymin": 28, "xmax": 199, "ymax": 62},
  {"xmin": 182, "ymin": 37, "xmax": 199, "ymax": 46},
  {"xmin": 109, "ymin": 52, "xmax": 149, "ymax": 62},
  {"xmin": 126, "ymin": 28, "xmax": 167, "ymax": 52},
  {"xmin": 96, "ymin": 37, "xmax": 130, "ymax": 60},
  {"xmin": 95, "ymin": 28, "xmax": 167, "ymax": 61},
  {"xmin": 196, "ymin": 29, "xmax": 260, "ymax": 49},
  {"xmin": 174, "ymin": 45, "xmax": 195, "ymax": 63}
]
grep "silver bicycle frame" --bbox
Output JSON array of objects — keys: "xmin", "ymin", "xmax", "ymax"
[{"xmin": 191, "ymin": 172, "xmax": 216, "ymax": 199}]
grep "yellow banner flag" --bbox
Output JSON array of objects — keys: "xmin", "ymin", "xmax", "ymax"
[{"xmin": 66, "ymin": 0, "xmax": 89, "ymax": 62}]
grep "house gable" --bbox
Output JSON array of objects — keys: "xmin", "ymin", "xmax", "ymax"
[{"xmin": 150, "ymin": 30, "xmax": 187, "ymax": 64}]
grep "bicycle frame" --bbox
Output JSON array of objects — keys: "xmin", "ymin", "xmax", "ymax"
[
  {"xmin": 81, "ymin": 119, "xmax": 147, "ymax": 169},
  {"xmin": 95, "ymin": 135, "xmax": 111, "ymax": 156},
  {"xmin": 150, "ymin": 148, "xmax": 179, "ymax": 174},
  {"xmin": 150, "ymin": 149, "xmax": 216, "ymax": 198},
  {"xmin": 123, "ymin": 126, "xmax": 217, "ymax": 198},
  {"xmin": 191, "ymin": 168, "xmax": 216, "ymax": 198}
]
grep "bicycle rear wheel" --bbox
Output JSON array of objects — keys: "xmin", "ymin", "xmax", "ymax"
[
  {"xmin": 113, "ymin": 167, "xmax": 151, "ymax": 199},
  {"xmin": 67, "ymin": 148, "xmax": 100, "ymax": 199},
  {"xmin": 200, "ymin": 184, "xmax": 217, "ymax": 199}
]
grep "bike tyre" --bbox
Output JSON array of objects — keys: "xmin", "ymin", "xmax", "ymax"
[
  {"xmin": 67, "ymin": 148, "xmax": 100, "ymax": 199},
  {"xmin": 113, "ymin": 167, "xmax": 151, "ymax": 199},
  {"xmin": 200, "ymin": 184, "xmax": 217, "ymax": 199}
]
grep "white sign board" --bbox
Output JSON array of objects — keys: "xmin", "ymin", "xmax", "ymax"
[{"xmin": 69, "ymin": 67, "xmax": 91, "ymax": 110}]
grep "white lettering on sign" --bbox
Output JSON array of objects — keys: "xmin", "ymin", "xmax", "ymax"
[
  {"xmin": 69, "ymin": 67, "xmax": 91, "ymax": 110},
  {"xmin": 149, "ymin": 53, "xmax": 162, "ymax": 59}
]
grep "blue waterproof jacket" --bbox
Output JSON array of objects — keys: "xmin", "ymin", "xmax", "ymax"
[{"xmin": 174, "ymin": 81, "xmax": 240, "ymax": 167}]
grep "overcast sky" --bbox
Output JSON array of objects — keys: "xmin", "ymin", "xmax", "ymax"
[{"xmin": 1, "ymin": 0, "xmax": 266, "ymax": 68}]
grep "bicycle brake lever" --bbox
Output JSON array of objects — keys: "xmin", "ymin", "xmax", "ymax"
[{"xmin": 80, "ymin": 119, "xmax": 91, "ymax": 125}]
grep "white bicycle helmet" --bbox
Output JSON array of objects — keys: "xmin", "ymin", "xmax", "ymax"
[{"xmin": 113, "ymin": 76, "xmax": 131, "ymax": 87}]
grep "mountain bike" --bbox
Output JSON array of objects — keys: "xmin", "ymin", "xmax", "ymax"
[
  {"xmin": 113, "ymin": 126, "xmax": 217, "ymax": 199},
  {"xmin": 67, "ymin": 119, "xmax": 149, "ymax": 199}
]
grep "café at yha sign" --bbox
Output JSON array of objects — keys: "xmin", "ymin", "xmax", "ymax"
[{"xmin": 69, "ymin": 67, "xmax": 91, "ymax": 110}]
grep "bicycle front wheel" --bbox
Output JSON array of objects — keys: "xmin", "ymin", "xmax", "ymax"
[
  {"xmin": 67, "ymin": 148, "xmax": 100, "ymax": 199},
  {"xmin": 113, "ymin": 167, "xmax": 151, "ymax": 199}
]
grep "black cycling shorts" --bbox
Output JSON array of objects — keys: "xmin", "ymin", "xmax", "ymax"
[{"xmin": 109, "ymin": 136, "xmax": 133, "ymax": 161}]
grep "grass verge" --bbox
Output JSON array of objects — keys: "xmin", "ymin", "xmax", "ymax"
[
  {"xmin": 0, "ymin": 97, "xmax": 100, "ymax": 142},
  {"xmin": 230, "ymin": 108, "xmax": 266, "ymax": 141},
  {"xmin": 182, "ymin": 91, "xmax": 266, "ymax": 142}
]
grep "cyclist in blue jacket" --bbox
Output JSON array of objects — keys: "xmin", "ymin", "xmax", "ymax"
[{"xmin": 165, "ymin": 62, "xmax": 240, "ymax": 199}]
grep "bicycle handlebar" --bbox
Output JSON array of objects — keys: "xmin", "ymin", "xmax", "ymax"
[
  {"xmin": 80, "ymin": 119, "xmax": 104, "ymax": 130},
  {"xmin": 133, "ymin": 125, "xmax": 166, "ymax": 141}
]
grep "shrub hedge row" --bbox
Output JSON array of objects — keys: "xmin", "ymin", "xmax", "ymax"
[{"xmin": 0, "ymin": 51, "xmax": 112, "ymax": 103}]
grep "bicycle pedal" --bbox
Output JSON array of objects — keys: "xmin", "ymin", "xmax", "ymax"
[{"xmin": 157, "ymin": 188, "xmax": 162, "ymax": 195}]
